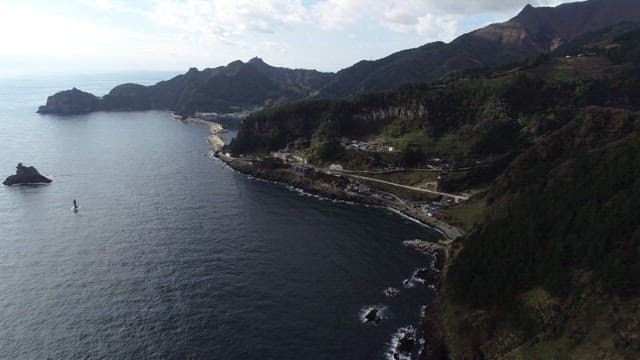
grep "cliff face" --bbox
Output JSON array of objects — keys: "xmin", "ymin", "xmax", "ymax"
[
  {"xmin": 37, "ymin": 88, "xmax": 101, "ymax": 115},
  {"xmin": 39, "ymin": 58, "xmax": 333, "ymax": 116},
  {"xmin": 318, "ymin": 0, "xmax": 640, "ymax": 97}
]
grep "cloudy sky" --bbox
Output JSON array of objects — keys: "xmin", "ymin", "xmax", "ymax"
[{"xmin": 0, "ymin": 0, "xmax": 569, "ymax": 77}]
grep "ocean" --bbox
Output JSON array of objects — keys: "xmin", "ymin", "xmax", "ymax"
[{"xmin": 0, "ymin": 73, "xmax": 439, "ymax": 359}]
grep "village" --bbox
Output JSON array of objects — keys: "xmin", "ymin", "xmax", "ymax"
[{"xmin": 218, "ymin": 141, "xmax": 473, "ymax": 240}]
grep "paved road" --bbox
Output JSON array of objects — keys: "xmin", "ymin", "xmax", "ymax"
[
  {"xmin": 336, "ymin": 168, "xmax": 443, "ymax": 174},
  {"xmin": 331, "ymin": 172, "xmax": 470, "ymax": 201}
]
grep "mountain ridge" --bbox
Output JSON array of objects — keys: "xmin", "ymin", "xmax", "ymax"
[
  {"xmin": 38, "ymin": 0, "xmax": 640, "ymax": 115},
  {"xmin": 318, "ymin": 0, "xmax": 640, "ymax": 97},
  {"xmin": 38, "ymin": 58, "xmax": 332, "ymax": 115}
]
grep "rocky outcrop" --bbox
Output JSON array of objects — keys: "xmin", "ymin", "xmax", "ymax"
[
  {"xmin": 3, "ymin": 163, "xmax": 52, "ymax": 185},
  {"xmin": 37, "ymin": 88, "xmax": 100, "ymax": 115},
  {"xmin": 364, "ymin": 308, "xmax": 382, "ymax": 324},
  {"xmin": 388, "ymin": 326, "xmax": 418, "ymax": 359}
]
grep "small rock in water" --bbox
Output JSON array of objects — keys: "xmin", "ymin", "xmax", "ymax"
[
  {"xmin": 402, "ymin": 278, "xmax": 416, "ymax": 288},
  {"xmin": 361, "ymin": 306, "xmax": 387, "ymax": 325},
  {"xmin": 388, "ymin": 326, "xmax": 417, "ymax": 360},
  {"xmin": 3, "ymin": 163, "xmax": 52, "ymax": 186},
  {"xmin": 365, "ymin": 309, "xmax": 380, "ymax": 324},
  {"xmin": 396, "ymin": 331, "xmax": 415, "ymax": 354},
  {"xmin": 413, "ymin": 267, "xmax": 442, "ymax": 289},
  {"xmin": 384, "ymin": 287, "xmax": 400, "ymax": 297}
]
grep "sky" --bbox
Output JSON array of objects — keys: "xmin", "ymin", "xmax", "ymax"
[{"xmin": 0, "ymin": 0, "xmax": 570, "ymax": 77}]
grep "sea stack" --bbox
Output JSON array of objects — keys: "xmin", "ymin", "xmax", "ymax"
[{"xmin": 3, "ymin": 163, "xmax": 52, "ymax": 185}]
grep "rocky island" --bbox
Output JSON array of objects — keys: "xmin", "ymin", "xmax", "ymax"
[{"xmin": 3, "ymin": 163, "xmax": 52, "ymax": 185}]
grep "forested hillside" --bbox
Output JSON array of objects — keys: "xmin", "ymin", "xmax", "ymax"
[{"xmin": 230, "ymin": 27, "xmax": 640, "ymax": 358}]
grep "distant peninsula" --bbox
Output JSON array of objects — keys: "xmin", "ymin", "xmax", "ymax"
[{"xmin": 38, "ymin": 58, "xmax": 333, "ymax": 116}]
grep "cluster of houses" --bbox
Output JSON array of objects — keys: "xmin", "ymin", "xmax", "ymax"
[
  {"xmin": 426, "ymin": 158, "xmax": 450, "ymax": 170},
  {"xmin": 414, "ymin": 199, "xmax": 450, "ymax": 217},
  {"xmin": 413, "ymin": 196, "xmax": 461, "ymax": 217},
  {"xmin": 270, "ymin": 150, "xmax": 311, "ymax": 175},
  {"xmin": 564, "ymin": 52, "xmax": 596, "ymax": 59},
  {"xmin": 345, "ymin": 182, "xmax": 370, "ymax": 194},
  {"xmin": 271, "ymin": 150, "xmax": 308, "ymax": 165},
  {"xmin": 342, "ymin": 140, "xmax": 394, "ymax": 153},
  {"xmin": 194, "ymin": 109, "xmax": 255, "ymax": 121},
  {"xmin": 423, "ymin": 202, "xmax": 442, "ymax": 217}
]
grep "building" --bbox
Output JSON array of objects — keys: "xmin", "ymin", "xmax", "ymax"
[
  {"xmin": 271, "ymin": 151, "xmax": 294, "ymax": 163},
  {"xmin": 293, "ymin": 156, "xmax": 308, "ymax": 165}
]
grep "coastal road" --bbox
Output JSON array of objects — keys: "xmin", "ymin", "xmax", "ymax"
[
  {"xmin": 330, "ymin": 172, "xmax": 470, "ymax": 202},
  {"xmin": 336, "ymin": 168, "xmax": 441, "ymax": 175}
]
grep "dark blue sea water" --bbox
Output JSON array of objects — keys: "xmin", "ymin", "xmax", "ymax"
[{"xmin": 0, "ymin": 73, "xmax": 440, "ymax": 359}]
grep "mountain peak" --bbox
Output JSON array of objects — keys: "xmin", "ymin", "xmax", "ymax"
[
  {"xmin": 227, "ymin": 60, "xmax": 244, "ymax": 67},
  {"xmin": 513, "ymin": 3, "xmax": 541, "ymax": 23},
  {"xmin": 248, "ymin": 57, "xmax": 267, "ymax": 66}
]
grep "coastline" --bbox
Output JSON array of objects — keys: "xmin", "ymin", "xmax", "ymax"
[
  {"xmin": 214, "ymin": 153, "xmax": 464, "ymax": 241},
  {"xmin": 213, "ymin": 153, "xmax": 458, "ymax": 359},
  {"xmin": 178, "ymin": 115, "xmax": 226, "ymax": 152}
]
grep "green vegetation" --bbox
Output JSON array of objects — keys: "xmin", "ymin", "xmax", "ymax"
[
  {"xmin": 229, "ymin": 26, "xmax": 640, "ymax": 357},
  {"xmin": 449, "ymin": 107, "xmax": 640, "ymax": 305},
  {"xmin": 438, "ymin": 198, "xmax": 488, "ymax": 233}
]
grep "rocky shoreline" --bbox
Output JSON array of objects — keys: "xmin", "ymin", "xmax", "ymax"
[
  {"xmin": 214, "ymin": 154, "xmax": 457, "ymax": 359},
  {"xmin": 178, "ymin": 115, "xmax": 227, "ymax": 152},
  {"xmin": 214, "ymin": 154, "xmax": 463, "ymax": 240}
]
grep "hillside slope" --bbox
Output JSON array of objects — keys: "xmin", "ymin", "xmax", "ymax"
[
  {"xmin": 230, "ymin": 27, "xmax": 640, "ymax": 359},
  {"xmin": 318, "ymin": 0, "xmax": 640, "ymax": 98}
]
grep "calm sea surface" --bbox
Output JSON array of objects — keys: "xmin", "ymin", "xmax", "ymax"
[{"xmin": 0, "ymin": 73, "xmax": 439, "ymax": 359}]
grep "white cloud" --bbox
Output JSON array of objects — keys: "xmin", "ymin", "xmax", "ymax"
[
  {"xmin": 150, "ymin": 0, "xmax": 308, "ymax": 42},
  {"xmin": 76, "ymin": 0, "xmax": 137, "ymax": 13},
  {"xmin": 0, "ymin": 3, "xmax": 176, "ymax": 73},
  {"xmin": 428, "ymin": 0, "xmax": 570, "ymax": 15},
  {"xmin": 311, "ymin": 1, "xmax": 460, "ymax": 41},
  {"xmin": 149, "ymin": 0, "xmax": 571, "ymax": 45},
  {"xmin": 0, "ymin": 0, "xmax": 580, "ymax": 75},
  {"xmin": 311, "ymin": 0, "xmax": 570, "ymax": 38}
]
